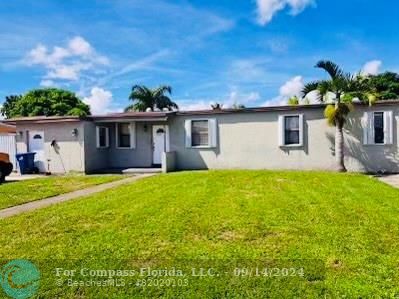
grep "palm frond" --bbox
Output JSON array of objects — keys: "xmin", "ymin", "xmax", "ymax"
[
  {"xmin": 153, "ymin": 85, "xmax": 172, "ymax": 98},
  {"xmin": 302, "ymin": 81, "xmax": 320, "ymax": 96},
  {"xmin": 133, "ymin": 102, "xmax": 149, "ymax": 112},
  {"xmin": 127, "ymin": 84, "xmax": 177, "ymax": 111},
  {"xmin": 124, "ymin": 104, "xmax": 135, "ymax": 112},
  {"xmin": 317, "ymin": 80, "xmax": 332, "ymax": 99},
  {"xmin": 156, "ymin": 95, "xmax": 178, "ymax": 110},
  {"xmin": 315, "ymin": 60, "xmax": 344, "ymax": 79}
]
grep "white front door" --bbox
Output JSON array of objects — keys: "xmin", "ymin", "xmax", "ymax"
[
  {"xmin": 152, "ymin": 125, "xmax": 166, "ymax": 165},
  {"xmin": 28, "ymin": 131, "xmax": 46, "ymax": 172}
]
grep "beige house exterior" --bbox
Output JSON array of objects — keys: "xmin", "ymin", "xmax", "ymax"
[{"xmin": 3, "ymin": 101, "xmax": 399, "ymax": 174}]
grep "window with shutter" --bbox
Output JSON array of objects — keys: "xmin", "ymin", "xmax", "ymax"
[
  {"xmin": 185, "ymin": 119, "xmax": 217, "ymax": 148},
  {"xmin": 118, "ymin": 123, "xmax": 131, "ymax": 148},
  {"xmin": 374, "ymin": 112, "xmax": 384, "ymax": 144},
  {"xmin": 279, "ymin": 114, "xmax": 304, "ymax": 147},
  {"xmin": 363, "ymin": 111, "xmax": 393, "ymax": 145},
  {"xmin": 191, "ymin": 120, "xmax": 209, "ymax": 147},
  {"xmin": 116, "ymin": 123, "xmax": 135, "ymax": 148},
  {"xmin": 285, "ymin": 116, "xmax": 300, "ymax": 145},
  {"xmin": 96, "ymin": 126, "xmax": 109, "ymax": 148}
]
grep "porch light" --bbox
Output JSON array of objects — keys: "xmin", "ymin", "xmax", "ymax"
[{"xmin": 71, "ymin": 128, "xmax": 78, "ymax": 137}]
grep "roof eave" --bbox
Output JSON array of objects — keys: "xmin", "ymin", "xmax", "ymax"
[
  {"xmin": 177, "ymin": 100, "xmax": 399, "ymax": 116},
  {"xmin": 2, "ymin": 116, "xmax": 89, "ymax": 125},
  {"xmin": 93, "ymin": 116, "xmax": 169, "ymax": 122}
]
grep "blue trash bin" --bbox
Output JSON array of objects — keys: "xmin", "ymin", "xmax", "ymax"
[{"xmin": 16, "ymin": 152, "xmax": 36, "ymax": 174}]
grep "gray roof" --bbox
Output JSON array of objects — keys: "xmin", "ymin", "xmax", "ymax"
[{"xmin": 3, "ymin": 100, "xmax": 399, "ymax": 123}]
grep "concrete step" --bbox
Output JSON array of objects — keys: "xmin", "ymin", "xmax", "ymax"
[{"xmin": 122, "ymin": 168, "xmax": 162, "ymax": 174}]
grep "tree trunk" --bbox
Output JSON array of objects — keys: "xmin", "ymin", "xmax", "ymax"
[{"xmin": 335, "ymin": 124, "xmax": 347, "ymax": 172}]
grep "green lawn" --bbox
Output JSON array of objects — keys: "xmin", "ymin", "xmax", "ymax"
[
  {"xmin": 0, "ymin": 171, "xmax": 398, "ymax": 298},
  {"xmin": 0, "ymin": 174, "xmax": 124, "ymax": 209}
]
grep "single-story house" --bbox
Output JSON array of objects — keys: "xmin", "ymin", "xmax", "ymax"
[{"xmin": 3, "ymin": 100, "xmax": 399, "ymax": 174}]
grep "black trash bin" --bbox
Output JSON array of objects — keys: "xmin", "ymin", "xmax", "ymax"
[{"xmin": 16, "ymin": 152, "xmax": 37, "ymax": 174}]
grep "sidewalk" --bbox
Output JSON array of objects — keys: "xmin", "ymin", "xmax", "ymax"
[
  {"xmin": 6, "ymin": 173, "xmax": 46, "ymax": 182},
  {"xmin": 377, "ymin": 174, "xmax": 399, "ymax": 189},
  {"xmin": 0, "ymin": 174, "xmax": 156, "ymax": 219}
]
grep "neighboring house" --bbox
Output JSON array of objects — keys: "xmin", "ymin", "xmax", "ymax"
[
  {"xmin": 0, "ymin": 123, "xmax": 16, "ymax": 167},
  {"xmin": 3, "ymin": 101, "xmax": 399, "ymax": 174}
]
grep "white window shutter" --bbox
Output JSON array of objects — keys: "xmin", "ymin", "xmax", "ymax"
[
  {"xmin": 278, "ymin": 115, "xmax": 284, "ymax": 146},
  {"xmin": 165, "ymin": 125, "xmax": 170, "ymax": 152},
  {"xmin": 115, "ymin": 124, "xmax": 119, "ymax": 148},
  {"xmin": 384, "ymin": 111, "xmax": 394, "ymax": 145},
  {"xmin": 96, "ymin": 126, "xmax": 100, "ymax": 148},
  {"xmin": 298, "ymin": 114, "xmax": 304, "ymax": 146},
  {"xmin": 362, "ymin": 112, "xmax": 369, "ymax": 145},
  {"xmin": 208, "ymin": 119, "xmax": 218, "ymax": 148},
  {"xmin": 106, "ymin": 128, "xmax": 109, "ymax": 147},
  {"xmin": 185, "ymin": 119, "xmax": 192, "ymax": 148},
  {"xmin": 364, "ymin": 112, "xmax": 374, "ymax": 145},
  {"xmin": 131, "ymin": 122, "xmax": 136, "ymax": 148},
  {"xmin": 368, "ymin": 112, "xmax": 374, "ymax": 144}
]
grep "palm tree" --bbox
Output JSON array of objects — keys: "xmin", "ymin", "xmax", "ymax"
[
  {"xmin": 125, "ymin": 85, "xmax": 178, "ymax": 112},
  {"xmin": 302, "ymin": 60, "xmax": 375, "ymax": 172},
  {"xmin": 211, "ymin": 103, "xmax": 223, "ymax": 110}
]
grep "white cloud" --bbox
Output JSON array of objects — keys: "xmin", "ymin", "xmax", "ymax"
[
  {"xmin": 227, "ymin": 90, "xmax": 260, "ymax": 107},
  {"xmin": 25, "ymin": 36, "xmax": 108, "ymax": 82},
  {"xmin": 361, "ymin": 60, "xmax": 382, "ymax": 76},
  {"xmin": 287, "ymin": 0, "xmax": 315, "ymax": 14},
  {"xmin": 47, "ymin": 63, "xmax": 92, "ymax": 81},
  {"xmin": 83, "ymin": 87, "xmax": 116, "ymax": 115},
  {"xmin": 39, "ymin": 79, "xmax": 56, "ymax": 87},
  {"xmin": 68, "ymin": 36, "xmax": 92, "ymax": 56},
  {"xmin": 264, "ymin": 75, "xmax": 334, "ymax": 106},
  {"xmin": 279, "ymin": 75, "xmax": 304, "ymax": 98},
  {"xmin": 263, "ymin": 76, "xmax": 306, "ymax": 106},
  {"xmin": 256, "ymin": 0, "xmax": 315, "ymax": 25}
]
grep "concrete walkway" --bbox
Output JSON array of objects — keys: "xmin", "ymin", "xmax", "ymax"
[
  {"xmin": 377, "ymin": 174, "xmax": 399, "ymax": 189},
  {"xmin": 6, "ymin": 173, "xmax": 46, "ymax": 182},
  {"xmin": 0, "ymin": 174, "xmax": 156, "ymax": 219}
]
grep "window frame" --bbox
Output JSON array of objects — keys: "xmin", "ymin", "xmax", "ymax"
[
  {"xmin": 191, "ymin": 119, "xmax": 210, "ymax": 148},
  {"xmin": 373, "ymin": 111, "xmax": 385, "ymax": 145},
  {"xmin": 279, "ymin": 114, "xmax": 304, "ymax": 147},
  {"xmin": 284, "ymin": 115, "xmax": 301, "ymax": 146},
  {"xmin": 96, "ymin": 126, "xmax": 109, "ymax": 149},
  {"xmin": 364, "ymin": 110, "xmax": 394, "ymax": 146},
  {"xmin": 115, "ymin": 122, "xmax": 135, "ymax": 149},
  {"xmin": 185, "ymin": 118, "xmax": 218, "ymax": 149}
]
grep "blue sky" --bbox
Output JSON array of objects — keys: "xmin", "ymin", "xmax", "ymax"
[{"xmin": 0, "ymin": 0, "xmax": 398, "ymax": 114}]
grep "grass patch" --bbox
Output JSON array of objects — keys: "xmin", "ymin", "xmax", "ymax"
[
  {"xmin": 0, "ymin": 171, "xmax": 399, "ymax": 297},
  {"xmin": 0, "ymin": 174, "xmax": 124, "ymax": 209}
]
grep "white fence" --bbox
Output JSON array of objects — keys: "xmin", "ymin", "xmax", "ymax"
[{"xmin": 0, "ymin": 134, "xmax": 16, "ymax": 167}]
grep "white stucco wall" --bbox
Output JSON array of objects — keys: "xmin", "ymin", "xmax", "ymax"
[
  {"xmin": 15, "ymin": 122, "xmax": 85, "ymax": 173},
  {"xmin": 169, "ymin": 104, "xmax": 399, "ymax": 173}
]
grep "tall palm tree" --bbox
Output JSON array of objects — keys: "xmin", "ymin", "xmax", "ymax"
[
  {"xmin": 302, "ymin": 60, "xmax": 375, "ymax": 172},
  {"xmin": 125, "ymin": 85, "xmax": 178, "ymax": 112}
]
